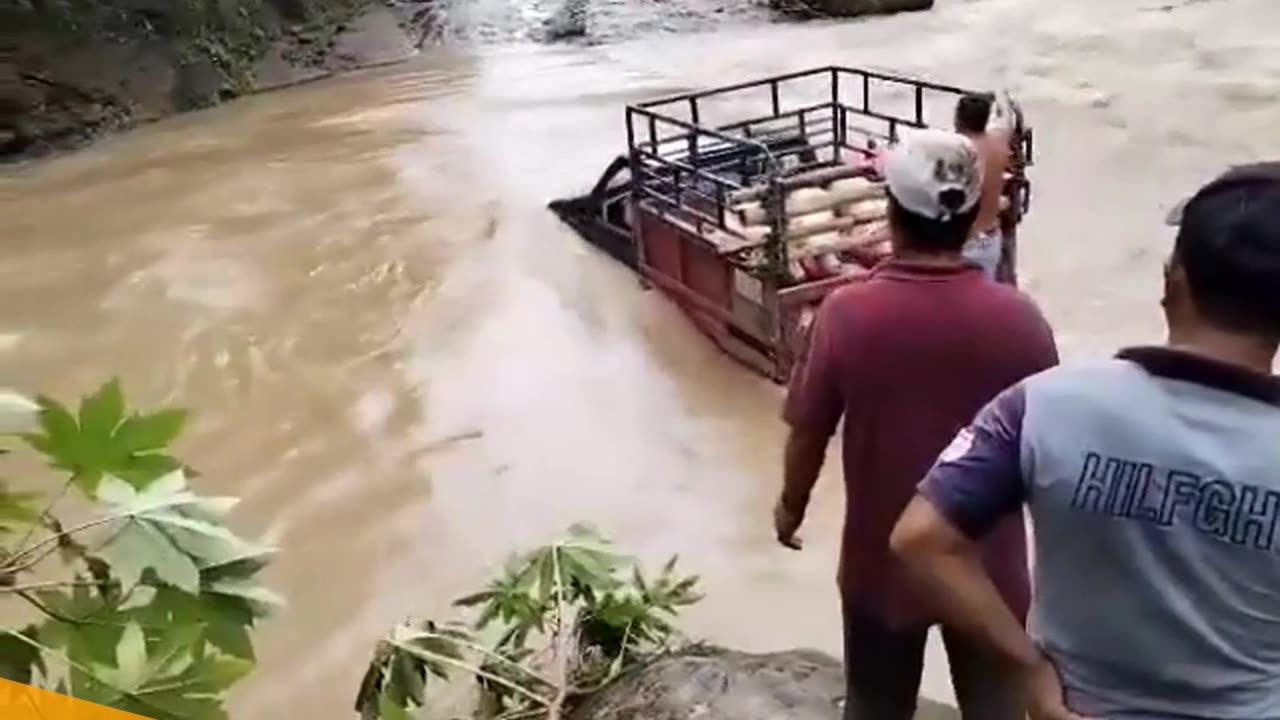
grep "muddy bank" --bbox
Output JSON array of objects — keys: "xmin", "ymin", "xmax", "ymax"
[{"xmin": 0, "ymin": 0, "xmax": 433, "ymax": 162}]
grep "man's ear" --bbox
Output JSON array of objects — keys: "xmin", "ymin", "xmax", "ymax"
[{"xmin": 1162, "ymin": 253, "xmax": 1187, "ymax": 312}]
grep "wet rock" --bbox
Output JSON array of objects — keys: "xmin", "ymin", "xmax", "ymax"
[
  {"xmin": 391, "ymin": 0, "xmax": 444, "ymax": 49},
  {"xmin": 0, "ymin": 68, "xmax": 131, "ymax": 160},
  {"xmin": 568, "ymin": 647, "xmax": 958, "ymax": 720},
  {"xmin": 774, "ymin": 0, "xmax": 934, "ymax": 18},
  {"xmin": 327, "ymin": 3, "xmax": 417, "ymax": 70},
  {"xmin": 544, "ymin": 0, "xmax": 589, "ymax": 41},
  {"xmin": 172, "ymin": 58, "xmax": 227, "ymax": 111},
  {"xmin": 255, "ymin": 41, "xmax": 332, "ymax": 90}
]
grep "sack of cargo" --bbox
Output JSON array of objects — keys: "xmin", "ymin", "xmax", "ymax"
[{"xmin": 828, "ymin": 177, "xmax": 883, "ymax": 206}]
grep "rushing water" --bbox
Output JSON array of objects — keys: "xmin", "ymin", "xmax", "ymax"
[{"xmin": 2, "ymin": 0, "xmax": 1279, "ymax": 716}]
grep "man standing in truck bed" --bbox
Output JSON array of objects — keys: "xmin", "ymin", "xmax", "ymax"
[
  {"xmin": 773, "ymin": 128, "xmax": 1058, "ymax": 719},
  {"xmin": 955, "ymin": 92, "xmax": 1017, "ymax": 282}
]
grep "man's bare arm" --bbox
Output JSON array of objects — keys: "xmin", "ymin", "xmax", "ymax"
[
  {"xmin": 781, "ymin": 427, "xmax": 829, "ymax": 516},
  {"xmin": 890, "ymin": 496, "xmax": 1038, "ymax": 668},
  {"xmin": 776, "ymin": 297, "xmax": 844, "ymax": 548},
  {"xmin": 894, "ymin": 476, "xmax": 1095, "ymax": 719}
]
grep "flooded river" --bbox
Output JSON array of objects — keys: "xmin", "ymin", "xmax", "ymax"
[{"xmin": 2, "ymin": 0, "xmax": 1279, "ymax": 716}]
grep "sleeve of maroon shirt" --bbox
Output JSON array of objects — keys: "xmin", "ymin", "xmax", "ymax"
[
  {"xmin": 782, "ymin": 295, "xmax": 846, "ymax": 439},
  {"xmin": 917, "ymin": 384, "xmax": 1030, "ymax": 538},
  {"xmin": 917, "ymin": 295, "xmax": 1057, "ymax": 536}
]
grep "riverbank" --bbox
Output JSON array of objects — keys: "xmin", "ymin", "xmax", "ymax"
[
  {"xmin": 1, "ymin": 0, "xmax": 435, "ymax": 162},
  {"xmin": 0, "ymin": 0, "xmax": 950, "ymax": 163}
]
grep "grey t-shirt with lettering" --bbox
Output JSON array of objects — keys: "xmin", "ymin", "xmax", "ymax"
[{"xmin": 920, "ymin": 346, "xmax": 1280, "ymax": 719}]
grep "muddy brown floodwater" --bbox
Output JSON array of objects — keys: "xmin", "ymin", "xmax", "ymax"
[{"xmin": 2, "ymin": 0, "xmax": 1279, "ymax": 717}]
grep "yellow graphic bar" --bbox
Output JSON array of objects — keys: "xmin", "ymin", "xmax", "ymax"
[{"xmin": 0, "ymin": 678, "xmax": 153, "ymax": 720}]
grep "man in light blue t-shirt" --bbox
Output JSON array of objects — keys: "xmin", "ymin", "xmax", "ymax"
[{"xmin": 891, "ymin": 162, "xmax": 1280, "ymax": 720}]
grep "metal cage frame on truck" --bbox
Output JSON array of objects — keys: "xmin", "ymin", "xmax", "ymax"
[{"xmin": 550, "ymin": 65, "xmax": 1035, "ymax": 383}]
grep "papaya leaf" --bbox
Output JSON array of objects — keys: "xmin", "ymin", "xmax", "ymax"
[
  {"xmin": 392, "ymin": 652, "xmax": 426, "ymax": 706},
  {"xmin": 98, "ymin": 622, "xmax": 148, "ymax": 692},
  {"xmin": 116, "ymin": 692, "xmax": 225, "ymax": 720},
  {"xmin": 94, "ymin": 473, "xmax": 272, "ymax": 595},
  {"xmin": 355, "ymin": 642, "xmax": 395, "ymax": 720},
  {"xmin": 662, "ymin": 554, "xmax": 679, "ymax": 575},
  {"xmin": 119, "ymin": 585, "xmax": 158, "ymax": 611},
  {"xmin": 98, "ymin": 519, "xmax": 200, "ymax": 594},
  {"xmin": 132, "ymin": 588, "xmax": 258, "ymax": 661},
  {"xmin": 113, "ymin": 410, "xmax": 187, "ymax": 456},
  {"xmin": 81, "ymin": 620, "xmax": 247, "ymax": 720},
  {"xmin": 37, "ymin": 583, "xmax": 122, "ymax": 625},
  {"xmin": 378, "ymin": 691, "xmax": 415, "ymax": 720},
  {"xmin": 451, "ymin": 590, "xmax": 493, "ymax": 608},
  {"xmin": 199, "ymin": 548, "xmax": 276, "ymax": 583},
  {"xmin": 474, "ymin": 601, "xmax": 500, "ymax": 631},
  {"xmin": 3, "ymin": 380, "xmax": 267, "ymax": 720},
  {"xmin": 0, "ymin": 481, "xmax": 43, "ymax": 536},
  {"xmin": 36, "ymin": 587, "xmax": 128, "ymax": 667},
  {"xmin": 0, "ymin": 625, "xmax": 44, "ymax": 683},
  {"xmin": 23, "ymin": 381, "xmax": 188, "ymax": 494},
  {"xmin": 204, "ymin": 578, "xmax": 285, "ymax": 619},
  {"xmin": 536, "ymin": 550, "xmax": 555, "ymax": 602},
  {"xmin": 78, "ymin": 380, "xmax": 125, "ymax": 450},
  {"xmin": 356, "ymin": 628, "xmax": 439, "ymax": 720}
]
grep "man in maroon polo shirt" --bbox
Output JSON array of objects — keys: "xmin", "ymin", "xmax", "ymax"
[{"xmin": 773, "ymin": 128, "xmax": 1058, "ymax": 719}]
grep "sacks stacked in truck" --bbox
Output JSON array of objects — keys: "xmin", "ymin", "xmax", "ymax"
[{"xmin": 725, "ymin": 173, "xmax": 892, "ymax": 283}]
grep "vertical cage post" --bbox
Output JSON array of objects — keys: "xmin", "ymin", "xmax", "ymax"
[
  {"xmin": 626, "ymin": 106, "xmax": 648, "ymax": 288},
  {"xmin": 831, "ymin": 68, "xmax": 842, "ymax": 163},
  {"xmin": 765, "ymin": 173, "xmax": 787, "ymax": 284},
  {"xmin": 688, "ymin": 97, "xmax": 700, "ymax": 168}
]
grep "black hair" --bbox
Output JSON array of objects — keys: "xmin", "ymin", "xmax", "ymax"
[
  {"xmin": 887, "ymin": 191, "xmax": 979, "ymax": 254},
  {"xmin": 955, "ymin": 93, "xmax": 994, "ymax": 134},
  {"xmin": 1174, "ymin": 180, "xmax": 1280, "ymax": 337}
]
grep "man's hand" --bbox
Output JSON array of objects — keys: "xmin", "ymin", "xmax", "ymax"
[
  {"xmin": 1025, "ymin": 649, "xmax": 1095, "ymax": 720},
  {"xmin": 773, "ymin": 499, "xmax": 804, "ymax": 550}
]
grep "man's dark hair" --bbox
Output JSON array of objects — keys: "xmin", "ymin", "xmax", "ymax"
[
  {"xmin": 887, "ymin": 192, "xmax": 979, "ymax": 254},
  {"xmin": 1172, "ymin": 163, "xmax": 1280, "ymax": 337},
  {"xmin": 955, "ymin": 93, "xmax": 994, "ymax": 134}
]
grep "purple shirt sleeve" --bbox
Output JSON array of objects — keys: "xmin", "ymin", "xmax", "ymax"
[{"xmin": 918, "ymin": 383, "xmax": 1029, "ymax": 538}]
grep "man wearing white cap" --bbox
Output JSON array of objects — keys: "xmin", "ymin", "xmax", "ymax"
[{"xmin": 775, "ymin": 128, "xmax": 1058, "ymax": 719}]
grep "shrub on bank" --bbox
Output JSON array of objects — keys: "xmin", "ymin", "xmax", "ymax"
[
  {"xmin": 354, "ymin": 525, "xmax": 703, "ymax": 719},
  {"xmin": 0, "ymin": 381, "xmax": 279, "ymax": 719},
  {"xmin": 0, "ymin": 381, "xmax": 706, "ymax": 719}
]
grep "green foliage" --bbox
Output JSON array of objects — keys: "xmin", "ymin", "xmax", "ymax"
[
  {"xmin": 0, "ymin": 625, "xmax": 44, "ymax": 683},
  {"xmin": 355, "ymin": 525, "xmax": 703, "ymax": 720},
  {"xmin": 0, "ymin": 379, "xmax": 277, "ymax": 720},
  {"xmin": 0, "ymin": 483, "xmax": 42, "ymax": 537},
  {"xmin": 26, "ymin": 379, "xmax": 187, "ymax": 493},
  {"xmin": 8, "ymin": 1, "xmax": 340, "ymax": 96}
]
